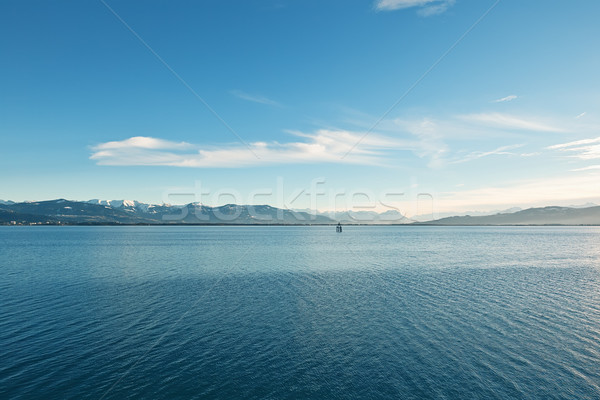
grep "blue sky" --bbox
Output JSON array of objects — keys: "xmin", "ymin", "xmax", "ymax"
[{"xmin": 1, "ymin": 0, "xmax": 599, "ymax": 216}]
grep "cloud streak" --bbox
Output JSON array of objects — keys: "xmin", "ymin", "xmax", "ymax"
[
  {"xmin": 571, "ymin": 165, "xmax": 600, "ymax": 172},
  {"xmin": 494, "ymin": 95, "xmax": 517, "ymax": 103},
  {"xmin": 90, "ymin": 131, "xmax": 416, "ymax": 168},
  {"xmin": 375, "ymin": 0, "xmax": 455, "ymax": 15},
  {"xmin": 452, "ymin": 144, "xmax": 525, "ymax": 164},
  {"xmin": 548, "ymin": 136, "xmax": 600, "ymax": 160},
  {"xmin": 231, "ymin": 90, "xmax": 281, "ymax": 107},
  {"xmin": 459, "ymin": 113, "xmax": 563, "ymax": 132}
]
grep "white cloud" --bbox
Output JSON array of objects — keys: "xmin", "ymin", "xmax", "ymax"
[
  {"xmin": 520, "ymin": 152, "xmax": 540, "ymax": 157},
  {"xmin": 231, "ymin": 90, "xmax": 281, "ymax": 107},
  {"xmin": 459, "ymin": 113, "xmax": 564, "ymax": 132},
  {"xmin": 94, "ymin": 136, "xmax": 192, "ymax": 150},
  {"xmin": 90, "ymin": 130, "xmax": 416, "ymax": 168},
  {"xmin": 575, "ymin": 112, "xmax": 587, "ymax": 119},
  {"xmin": 547, "ymin": 136, "xmax": 600, "ymax": 150},
  {"xmin": 494, "ymin": 95, "xmax": 517, "ymax": 103},
  {"xmin": 90, "ymin": 111, "xmax": 592, "ymax": 172},
  {"xmin": 548, "ymin": 136, "xmax": 600, "ymax": 160},
  {"xmin": 375, "ymin": 0, "xmax": 455, "ymax": 15}
]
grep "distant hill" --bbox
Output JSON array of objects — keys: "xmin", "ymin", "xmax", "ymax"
[
  {"xmin": 418, "ymin": 206, "xmax": 600, "ymax": 226},
  {"xmin": 411, "ymin": 207, "xmax": 523, "ymax": 222},
  {"xmin": 0, "ymin": 208, "xmax": 58, "ymax": 225},
  {"xmin": 3, "ymin": 199, "xmax": 155, "ymax": 224}
]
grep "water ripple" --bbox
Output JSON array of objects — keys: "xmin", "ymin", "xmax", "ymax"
[{"xmin": 1, "ymin": 226, "xmax": 600, "ymax": 399}]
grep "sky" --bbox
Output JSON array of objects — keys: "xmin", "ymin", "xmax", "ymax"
[{"xmin": 1, "ymin": 0, "xmax": 600, "ymax": 217}]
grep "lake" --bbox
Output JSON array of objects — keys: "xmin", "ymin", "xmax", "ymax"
[{"xmin": 1, "ymin": 226, "xmax": 599, "ymax": 399}]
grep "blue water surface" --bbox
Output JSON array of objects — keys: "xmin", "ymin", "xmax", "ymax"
[{"xmin": 1, "ymin": 226, "xmax": 600, "ymax": 399}]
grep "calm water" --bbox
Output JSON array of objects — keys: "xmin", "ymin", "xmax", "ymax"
[{"xmin": 1, "ymin": 226, "xmax": 600, "ymax": 399}]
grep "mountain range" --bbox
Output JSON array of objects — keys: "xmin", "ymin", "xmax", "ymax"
[
  {"xmin": 417, "ymin": 206, "xmax": 600, "ymax": 226},
  {"xmin": 0, "ymin": 199, "xmax": 333, "ymax": 225},
  {"xmin": 0, "ymin": 199, "xmax": 599, "ymax": 225}
]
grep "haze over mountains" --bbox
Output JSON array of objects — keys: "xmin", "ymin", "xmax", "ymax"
[{"xmin": 1, "ymin": 199, "xmax": 599, "ymax": 225}]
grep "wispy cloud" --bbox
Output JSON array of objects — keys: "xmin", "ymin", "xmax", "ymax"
[
  {"xmin": 90, "ymin": 131, "xmax": 415, "ymax": 168},
  {"xmin": 575, "ymin": 112, "xmax": 587, "ymax": 119},
  {"xmin": 388, "ymin": 118, "xmax": 448, "ymax": 167},
  {"xmin": 548, "ymin": 136, "xmax": 600, "ymax": 160},
  {"xmin": 459, "ymin": 113, "xmax": 564, "ymax": 132},
  {"xmin": 571, "ymin": 165, "xmax": 600, "ymax": 172},
  {"xmin": 548, "ymin": 136, "xmax": 600, "ymax": 150},
  {"xmin": 231, "ymin": 90, "xmax": 281, "ymax": 107},
  {"xmin": 342, "ymin": 111, "xmax": 568, "ymax": 167},
  {"xmin": 494, "ymin": 94, "xmax": 517, "ymax": 103},
  {"xmin": 452, "ymin": 144, "xmax": 524, "ymax": 164},
  {"xmin": 375, "ymin": 0, "xmax": 455, "ymax": 16}
]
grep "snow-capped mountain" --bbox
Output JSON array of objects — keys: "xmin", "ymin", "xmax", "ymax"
[
  {"xmin": 87, "ymin": 199, "xmax": 143, "ymax": 208},
  {"xmin": 86, "ymin": 199, "xmax": 174, "ymax": 214}
]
